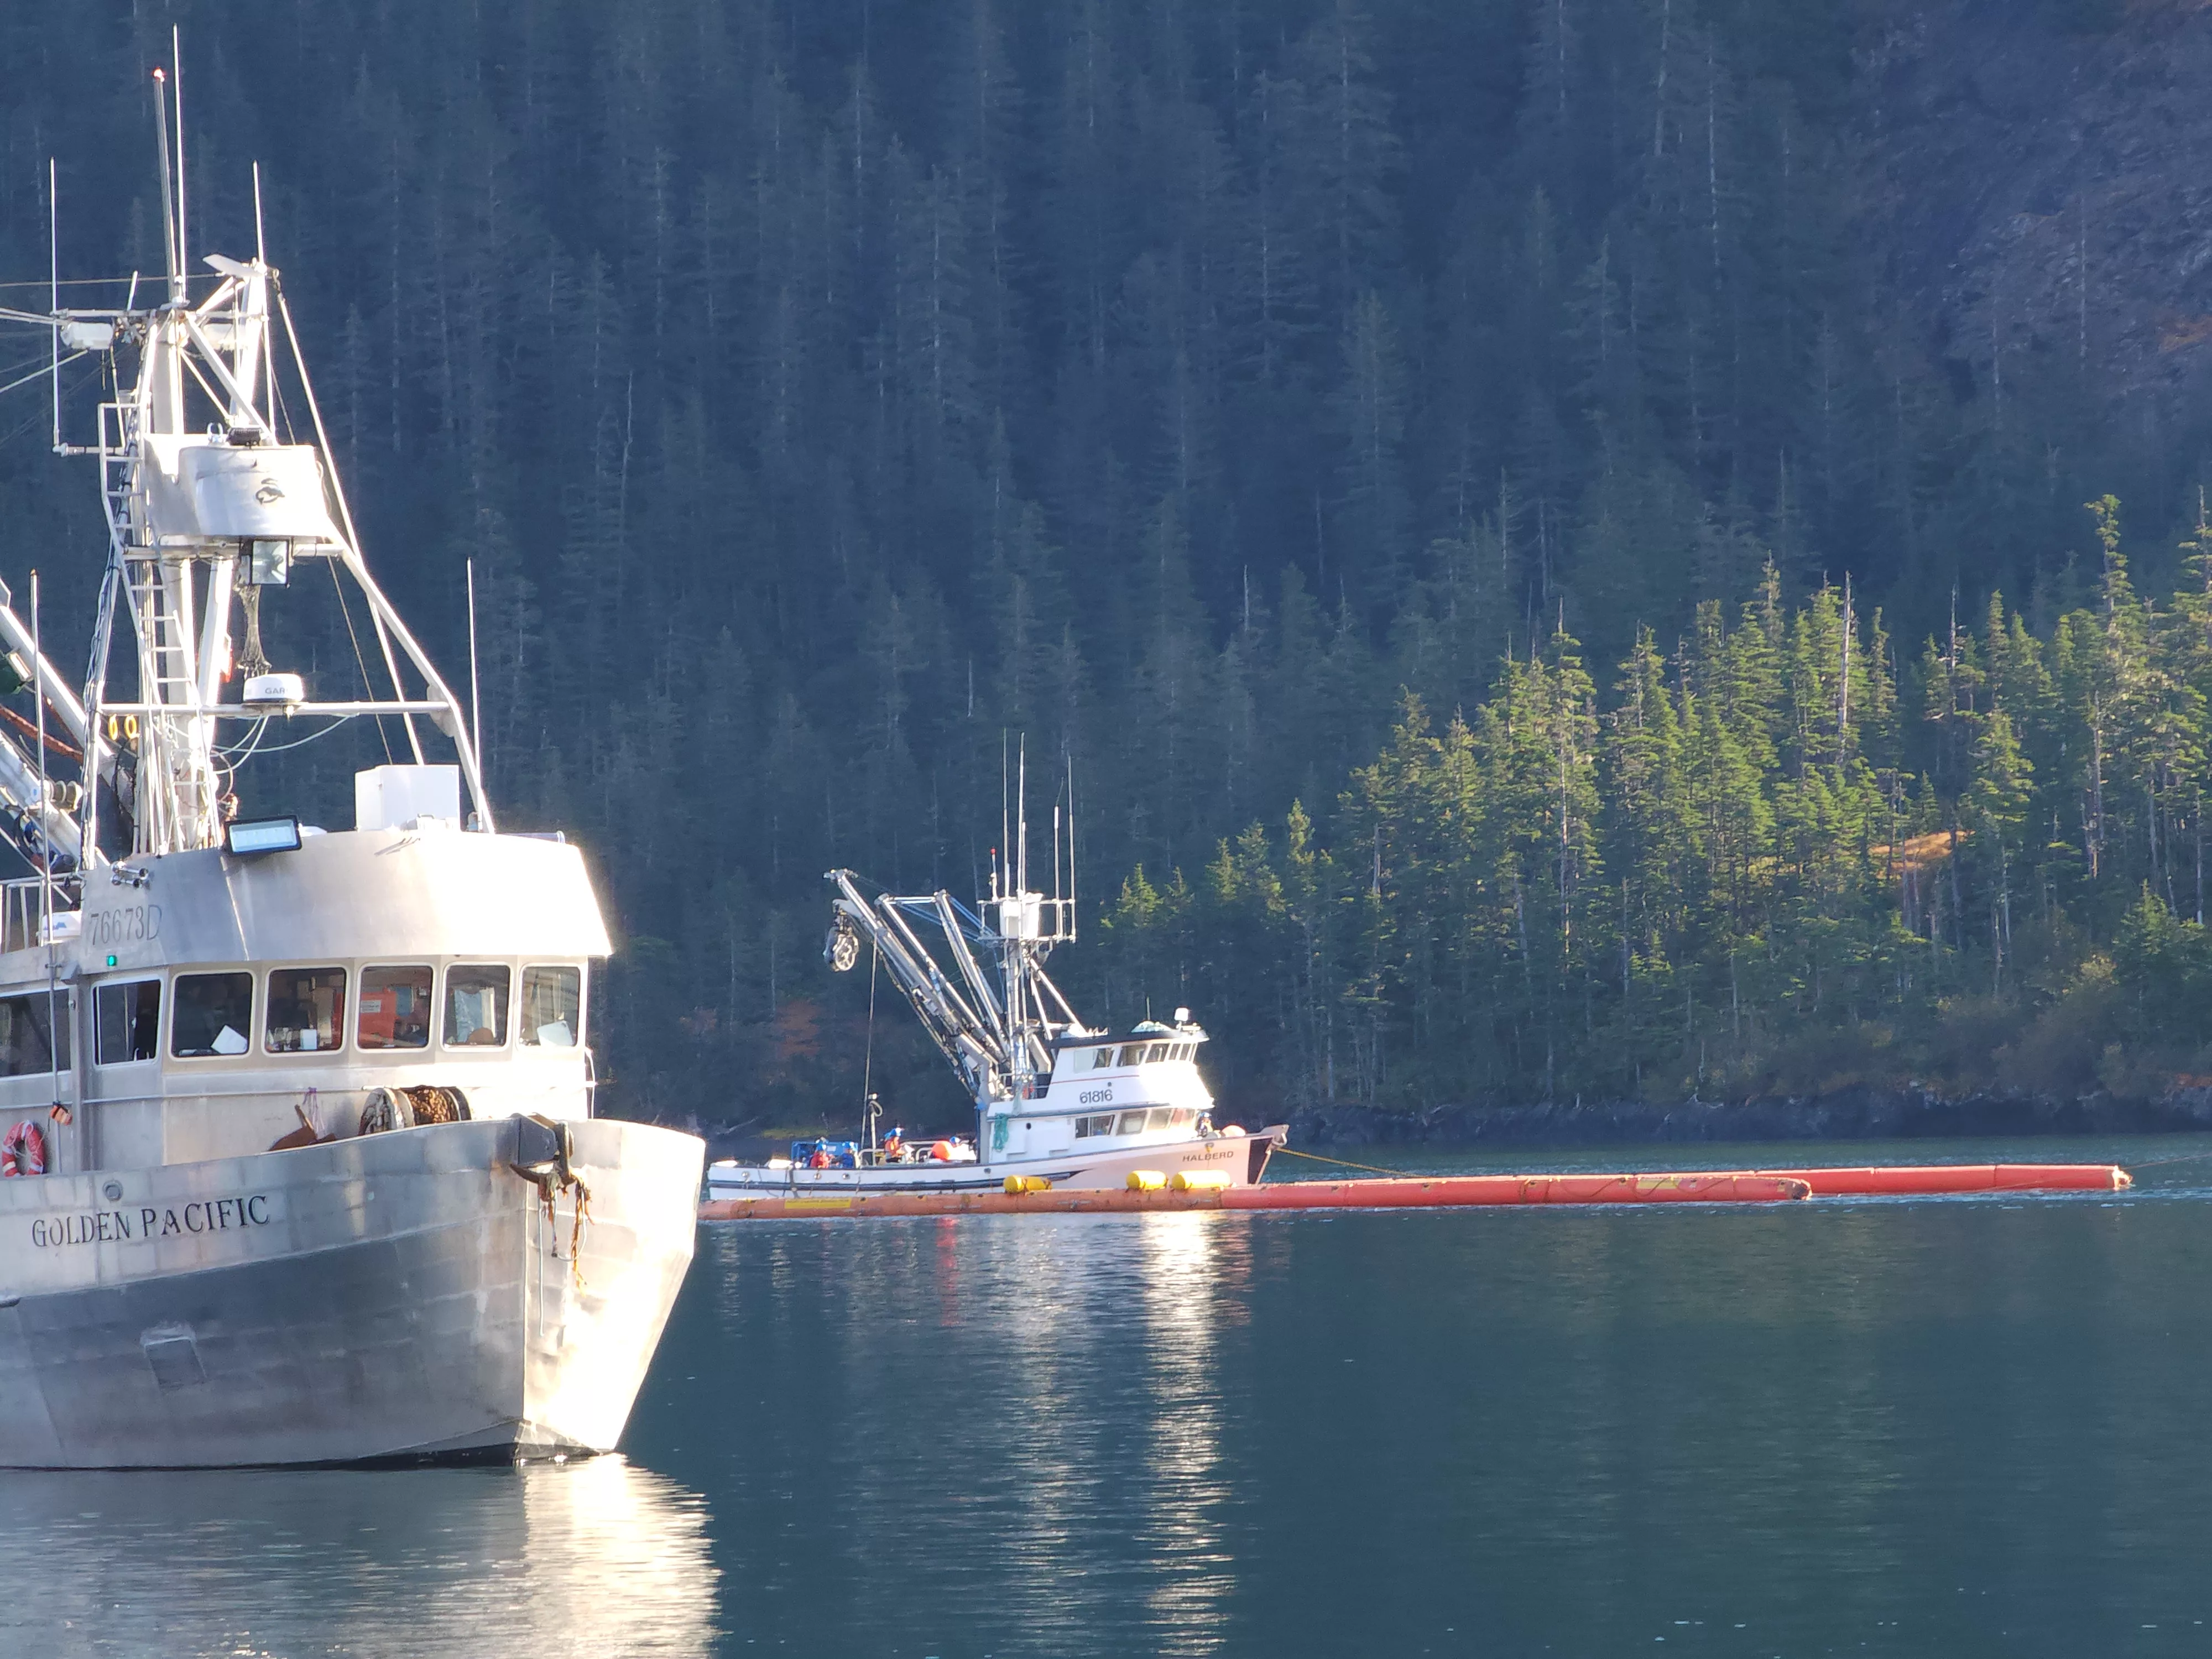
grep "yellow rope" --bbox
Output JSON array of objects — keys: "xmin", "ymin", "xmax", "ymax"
[{"xmin": 1270, "ymin": 1144, "xmax": 1415, "ymax": 1180}]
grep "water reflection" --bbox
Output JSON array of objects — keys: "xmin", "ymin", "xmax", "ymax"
[
  {"xmin": 677, "ymin": 1213, "xmax": 1251, "ymax": 1655},
  {"xmin": 0, "ymin": 1455, "xmax": 717, "ymax": 1658},
  {"xmin": 1135, "ymin": 1214, "xmax": 1237, "ymax": 1648}
]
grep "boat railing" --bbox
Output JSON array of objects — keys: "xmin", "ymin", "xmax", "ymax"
[{"xmin": 0, "ymin": 875, "xmax": 75, "ymax": 953}]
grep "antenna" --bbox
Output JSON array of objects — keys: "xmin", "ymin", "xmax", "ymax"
[
  {"xmin": 48, "ymin": 158, "xmax": 59, "ymax": 452},
  {"xmin": 171, "ymin": 27, "xmax": 187, "ymax": 297},
  {"xmin": 151, "ymin": 69, "xmax": 178, "ymax": 297},
  {"xmin": 252, "ymin": 160, "xmax": 266, "ymax": 266},
  {"xmin": 1016, "ymin": 736, "xmax": 1027, "ymax": 900},
  {"xmin": 30, "ymin": 571, "xmax": 44, "ymax": 877},
  {"xmin": 33, "ymin": 570, "xmax": 59, "ymax": 1128},
  {"xmin": 1066, "ymin": 754, "xmax": 1077, "ymax": 942},
  {"xmin": 466, "ymin": 557, "xmax": 483, "ymax": 806}
]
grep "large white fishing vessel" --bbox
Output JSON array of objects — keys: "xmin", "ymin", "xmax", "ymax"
[
  {"xmin": 707, "ymin": 769, "xmax": 1284, "ymax": 1199},
  {"xmin": 0, "ymin": 51, "xmax": 701, "ymax": 1467}
]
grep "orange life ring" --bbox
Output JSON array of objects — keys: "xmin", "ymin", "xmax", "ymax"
[{"xmin": 2, "ymin": 1120, "xmax": 45, "ymax": 1177}]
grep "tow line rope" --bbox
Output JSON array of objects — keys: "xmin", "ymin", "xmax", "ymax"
[
  {"xmin": 1270, "ymin": 1144, "xmax": 1415, "ymax": 1180},
  {"xmin": 2116, "ymin": 1146, "xmax": 2212, "ymax": 1170}
]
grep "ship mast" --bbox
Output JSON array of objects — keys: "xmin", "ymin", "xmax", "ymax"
[
  {"xmin": 0, "ymin": 40, "xmax": 493, "ymax": 867},
  {"xmin": 822, "ymin": 750, "xmax": 1083, "ymax": 1153}
]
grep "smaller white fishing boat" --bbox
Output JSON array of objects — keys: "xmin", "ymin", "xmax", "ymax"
[{"xmin": 706, "ymin": 779, "xmax": 1284, "ymax": 1198}]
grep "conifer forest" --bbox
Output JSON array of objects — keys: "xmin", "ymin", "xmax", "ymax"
[{"xmin": 6, "ymin": 1, "xmax": 2212, "ymax": 1129}]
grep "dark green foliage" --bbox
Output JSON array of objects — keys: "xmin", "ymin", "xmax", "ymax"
[
  {"xmin": 1100, "ymin": 530, "xmax": 2212, "ymax": 1113},
  {"xmin": 2, "ymin": 2, "xmax": 2211, "ymax": 1124}
]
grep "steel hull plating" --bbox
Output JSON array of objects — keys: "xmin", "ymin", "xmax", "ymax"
[{"xmin": 0, "ymin": 1117, "xmax": 702, "ymax": 1468}]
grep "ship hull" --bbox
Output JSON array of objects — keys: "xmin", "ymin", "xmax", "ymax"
[
  {"xmin": 707, "ymin": 1125, "xmax": 1285, "ymax": 1198},
  {"xmin": 0, "ymin": 1116, "xmax": 701, "ymax": 1468}
]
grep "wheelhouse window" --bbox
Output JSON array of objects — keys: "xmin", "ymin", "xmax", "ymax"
[
  {"xmin": 95, "ymin": 980, "xmax": 160, "ymax": 1065},
  {"xmin": 172, "ymin": 973, "xmax": 252, "ymax": 1058},
  {"xmin": 445, "ymin": 965, "xmax": 510, "ymax": 1047},
  {"xmin": 1117, "ymin": 1045, "xmax": 1144, "ymax": 1066},
  {"xmin": 519, "ymin": 966, "xmax": 581, "ymax": 1047},
  {"xmin": 1114, "ymin": 1110, "xmax": 1150, "ymax": 1135},
  {"xmin": 266, "ymin": 967, "xmax": 347, "ymax": 1053},
  {"xmin": 357, "ymin": 966, "xmax": 433, "ymax": 1050},
  {"xmin": 1074, "ymin": 1113, "xmax": 1115, "ymax": 1138},
  {"xmin": 0, "ymin": 992, "xmax": 68, "ymax": 1077},
  {"xmin": 1091, "ymin": 1047, "xmax": 1115, "ymax": 1070}
]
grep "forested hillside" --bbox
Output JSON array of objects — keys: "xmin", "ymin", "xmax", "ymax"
[{"xmin": 4, "ymin": 0, "xmax": 2212, "ymax": 1127}]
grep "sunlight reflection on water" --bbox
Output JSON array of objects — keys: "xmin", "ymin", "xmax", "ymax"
[{"xmin": 0, "ymin": 1455, "xmax": 717, "ymax": 1658}]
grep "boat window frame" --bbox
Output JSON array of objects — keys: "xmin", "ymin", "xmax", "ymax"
[
  {"xmin": 169, "ymin": 969, "xmax": 255, "ymax": 1060},
  {"xmin": 0, "ymin": 987, "xmax": 71, "ymax": 1078},
  {"xmin": 441, "ymin": 962, "xmax": 514, "ymax": 1051},
  {"xmin": 93, "ymin": 976, "xmax": 163, "ymax": 1067},
  {"xmin": 518, "ymin": 962, "xmax": 585, "ymax": 1049},
  {"xmin": 356, "ymin": 963, "xmax": 436, "ymax": 1052},
  {"xmin": 263, "ymin": 963, "xmax": 351, "ymax": 1057}
]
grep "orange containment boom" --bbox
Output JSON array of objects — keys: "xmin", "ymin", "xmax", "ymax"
[
  {"xmin": 1222, "ymin": 1173, "xmax": 1810, "ymax": 1209},
  {"xmin": 698, "ymin": 1171, "xmax": 1811, "ymax": 1221},
  {"xmin": 1746, "ymin": 1163, "xmax": 2131, "ymax": 1196}
]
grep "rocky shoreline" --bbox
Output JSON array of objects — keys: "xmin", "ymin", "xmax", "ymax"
[{"xmin": 1282, "ymin": 1087, "xmax": 2212, "ymax": 1149}]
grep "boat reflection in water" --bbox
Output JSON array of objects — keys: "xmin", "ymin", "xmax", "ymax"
[
  {"xmin": 729, "ymin": 1211, "xmax": 1249, "ymax": 1655},
  {"xmin": 1134, "ymin": 1213, "xmax": 1243, "ymax": 1640},
  {"xmin": 0, "ymin": 1455, "xmax": 717, "ymax": 1657}
]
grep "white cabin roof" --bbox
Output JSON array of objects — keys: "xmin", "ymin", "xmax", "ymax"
[{"xmin": 70, "ymin": 826, "xmax": 611, "ymax": 974}]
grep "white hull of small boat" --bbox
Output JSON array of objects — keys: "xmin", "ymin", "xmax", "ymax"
[{"xmin": 707, "ymin": 1125, "xmax": 1282, "ymax": 1197}]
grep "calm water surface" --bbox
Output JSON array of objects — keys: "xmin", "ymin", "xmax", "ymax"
[{"xmin": 9, "ymin": 1133, "xmax": 2212, "ymax": 1657}]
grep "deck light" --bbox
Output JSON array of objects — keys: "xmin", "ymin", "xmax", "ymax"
[
  {"xmin": 246, "ymin": 538, "xmax": 290, "ymax": 585},
  {"xmin": 225, "ymin": 816, "xmax": 301, "ymax": 855}
]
